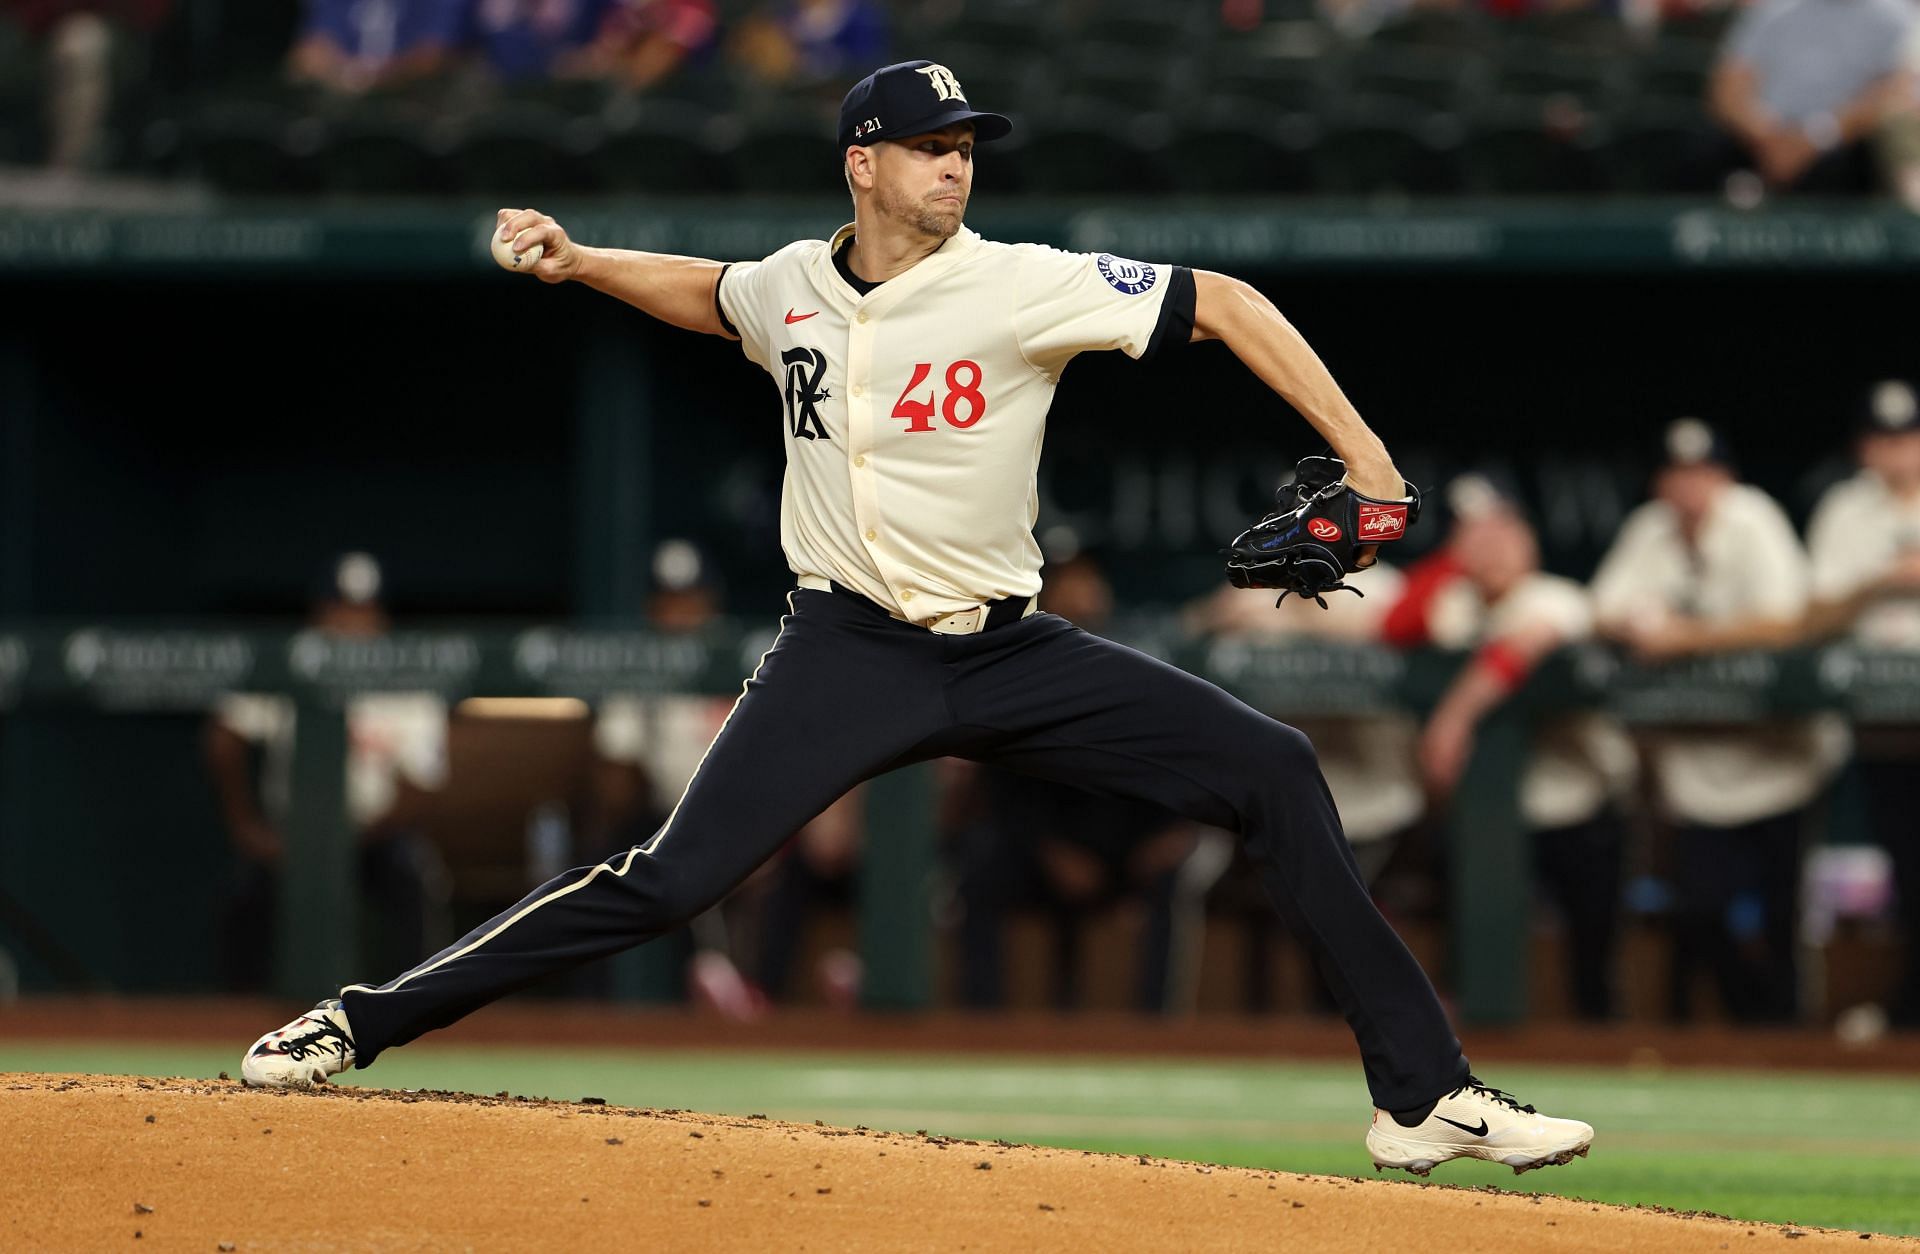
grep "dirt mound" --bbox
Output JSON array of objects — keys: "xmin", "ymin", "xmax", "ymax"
[{"xmin": 2, "ymin": 1074, "xmax": 1902, "ymax": 1252}]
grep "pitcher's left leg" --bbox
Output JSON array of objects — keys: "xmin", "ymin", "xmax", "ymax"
[
  {"xmin": 947, "ymin": 616, "xmax": 1592, "ymax": 1174},
  {"xmin": 946, "ymin": 614, "xmax": 1465, "ymax": 1111}
]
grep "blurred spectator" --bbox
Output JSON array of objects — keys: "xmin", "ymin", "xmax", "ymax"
[
  {"xmin": 595, "ymin": 0, "xmax": 717, "ymax": 91},
  {"xmin": 465, "ymin": 0, "xmax": 618, "ymax": 83},
  {"xmin": 288, "ymin": 0, "xmax": 467, "ymax": 95},
  {"xmin": 1879, "ymin": 19, "xmax": 1920, "ymax": 211},
  {"xmin": 204, "ymin": 552, "xmax": 450, "ymax": 991},
  {"xmin": 1807, "ymin": 380, "xmax": 1920, "ymax": 648},
  {"xmin": 1806, "ymin": 379, "xmax": 1920, "ymax": 1029},
  {"xmin": 1591, "ymin": 419, "xmax": 1846, "ymax": 1023},
  {"xmin": 951, "ymin": 552, "xmax": 1230, "ymax": 1014},
  {"xmin": 729, "ymin": 0, "xmax": 887, "ymax": 92},
  {"xmin": 0, "ymin": 0, "xmax": 172, "ymax": 171},
  {"xmin": 1391, "ymin": 475, "xmax": 1636, "ymax": 1021},
  {"xmin": 1706, "ymin": 0, "xmax": 1914, "ymax": 194}
]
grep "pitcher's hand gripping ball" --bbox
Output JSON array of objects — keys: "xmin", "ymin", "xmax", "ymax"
[
  {"xmin": 1224, "ymin": 455, "xmax": 1421, "ymax": 608},
  {"xmin": 491, "ymin": 227, "xmax": 543, "ymax": 272}
]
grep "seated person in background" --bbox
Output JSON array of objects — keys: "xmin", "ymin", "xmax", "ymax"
[
  {"xmin": 951, "ymin": 551, "xmax": 1228, "ymax": 1014},
  {"xmin": 288, "ymin": 0, "xmax": 467, "ymax": 95},
  {"xmin": 1879, "ymin": 22, "xmax": 1920, "ymax": 211},
  {"xmin": 730, "ymin": 0, "xmax": 887, "ymax": 92},
  {"xmin": 1, "ymin": 0, "xmax": 173, "ymax": 170},
  {"xmin": 466, "ymin": 0, "xmax": 620, "ymax": 83},
  {"xmin": 1706, "ymin": 0, "xmax": 1914, "ymax": 194},
  {"xmin": 592, "ymin": 0, "xmax": 716, "ymax": 91},
  {"xmin": 205, "ymin": 553, "xmax": 450, "ymax": 991},
  {"xmin": 1392, "ymin": 475, "xmax": 1635, "ymax": 1022},
  {"xmin": 1592, "ymin": 419, "xmax": 1846, "ymax": 1023},
  {"xmin": 1806, "ymin": 379, "xmax": 1920, "ymax": 1029}
]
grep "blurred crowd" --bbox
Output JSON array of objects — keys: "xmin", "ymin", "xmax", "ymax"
[
  {"xmin": 5, "ymin": 0, "xmax": 1920, "ymax": 204},
  {"xmin": 208, "ymin": 381, "xmax": 1920, "ymax": 1032}
]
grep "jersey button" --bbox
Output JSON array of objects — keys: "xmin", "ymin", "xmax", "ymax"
[
  {"xmin": 851, "ymin": 384, "xmax": 865, "ymax": 398},
  {"xmin": 864, "ymin": 529, "xmax": 877, "ymax": 542},
  {"xmin": 856, "ymin": 311, "xmax": 869, "ymax": 324},
  {"xmin": 853, "ymin": 455, "xmax": 866, "ymax": 467},
  {"xmin": 901, "ymin": 590, "xmax": 915, "ymax": 602}
]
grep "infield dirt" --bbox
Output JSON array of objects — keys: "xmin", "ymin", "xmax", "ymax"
[{"xmin": 4, "ymin": 1073, "xmax": 1909, "ymax": 1252}]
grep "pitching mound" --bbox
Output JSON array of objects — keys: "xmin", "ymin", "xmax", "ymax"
[{"xmin": 3, "ymin": 1074, "xmax": 1903, "ymax": 1252}]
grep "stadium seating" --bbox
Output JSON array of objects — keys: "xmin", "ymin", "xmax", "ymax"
[
  {"xmin": 0, "ymin": 13, "xmax": 43, "ymax": 166},
  {"xmin": 595, "ymin": 104, "xmax": 738, "ymax": 195},
  {"xmin": 185, "ymin": 100, "xmax": 326, "ymax": 196},
  {"xmin": 60, "ymin": 5, "xmax": 1803, "ymax": 201},
  {"xmin": 1163, "ymin": 103, "xmax": 1317, "ymax": 197},
  {"xmin": 317, "ymin": 116, "xmax": 453, "ymax": 197},
  {"xmin": 1459, "ymin": 100, "xmax": 1607, "ymax": 197},
  {"xmin": 1004, "ymin": 101, "xmax": 1174, "ymax": 196},
  {"xmin": 444, "ymin": 107, "xmax": 602, "ymax": 198},
  {"xmin": 1313, "ymin": 97, "xmax": 1463, "ymax": 197}
]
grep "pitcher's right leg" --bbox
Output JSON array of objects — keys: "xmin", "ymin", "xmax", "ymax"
[{"xmin": 242, "ymin": 589, "xmax": 950, "ymax": 1084}]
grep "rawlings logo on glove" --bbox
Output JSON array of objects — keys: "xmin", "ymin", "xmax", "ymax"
[{"xmin": 1223, "ymin": 455, "xmax": 1422, "ymax": 608}]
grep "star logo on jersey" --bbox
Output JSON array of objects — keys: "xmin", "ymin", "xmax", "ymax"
[
  {"xmin": 781, "ymin": 346, "xmax": 832, "ymax": 441},
  {"xmin": 785, "ymin": 309, "xmax": 818, "ymax": 324},
  {"xmin": 916, "ymin": 63, "xmax": 967, "ymax": 104}
]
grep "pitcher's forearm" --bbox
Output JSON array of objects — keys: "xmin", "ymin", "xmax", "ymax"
[
  {"xmin": 1192, "ymin": 271, "xmax": 1399, "ymax": 497},
  {"xmin": 574, "ymin": 247, "xmax": 731, "ymax": 336}
]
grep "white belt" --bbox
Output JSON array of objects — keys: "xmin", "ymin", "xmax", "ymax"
[{"xmin": 797, "ymin": 573, "xmax": 1037, "ymax": 635}]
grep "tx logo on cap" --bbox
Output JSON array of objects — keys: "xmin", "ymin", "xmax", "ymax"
[{"xmin": 916, "ymin": 63, "xmax": 967, "ymax": 103}]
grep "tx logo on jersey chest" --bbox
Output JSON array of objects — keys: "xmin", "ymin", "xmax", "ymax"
[{"xmin": 781, "ymin": 347, "xmax": 832, "ymax": 441}]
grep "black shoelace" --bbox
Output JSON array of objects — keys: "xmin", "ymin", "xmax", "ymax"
[
  {"xmin": 1453, "ymin": 1076, "xmax": 1535, "ymax": 1114},
  {"xmin": 283, "ymin": 1021, "xmax": 351, "ymax": 1063}
]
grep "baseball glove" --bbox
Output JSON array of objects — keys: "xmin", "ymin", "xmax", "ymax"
[{"xmin": 1223, "ymin": 455, "xmax": 1422, "ymax": 608}]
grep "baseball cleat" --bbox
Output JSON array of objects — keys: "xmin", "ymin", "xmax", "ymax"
[
  {"xmin": 1365, "ymin": 1076, "xmax": 1593, "ymax": 1177},
  {"xmin": 240, "ymin": 998, "xmax": 357, "ymax": 1088}
]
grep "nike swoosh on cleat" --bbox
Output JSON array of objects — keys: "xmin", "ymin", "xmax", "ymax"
[
  {"xmin": 1436, "ymin": 1116, "xmax": 1488, "ymax": 1136},
  {"xmin": 785, "ymin": 309, "xmax": 818, "ymax": 324}
]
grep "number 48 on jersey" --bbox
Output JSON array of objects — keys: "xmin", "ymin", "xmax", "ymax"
[{"xmin": 893, "ymin": 360, "xmax": 987, "ymax": 432}]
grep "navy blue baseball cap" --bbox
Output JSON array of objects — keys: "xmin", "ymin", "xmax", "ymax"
[{"xmin": 837, "ymin": 60, "xmax": 1013, "ymax": 150}]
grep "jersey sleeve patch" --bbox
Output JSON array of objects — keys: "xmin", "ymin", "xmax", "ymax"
[{"xmin": 1095, "ymin": 254, "xmax": 1158, "ymax": 295}]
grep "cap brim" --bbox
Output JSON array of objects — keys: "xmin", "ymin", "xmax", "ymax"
[{"xmin": 890, "ymin": 108, "xmax": 1014, "ymax": 143}]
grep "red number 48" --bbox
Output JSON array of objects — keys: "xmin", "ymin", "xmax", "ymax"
[{"xmin": 892, "ymin": 360, "xmax": 987, "ymax": 432}]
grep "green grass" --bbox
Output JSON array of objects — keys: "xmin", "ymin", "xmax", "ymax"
[{"xmin": 7, "ymin": 1042, "xmax": 1918, "ymax": 1235}]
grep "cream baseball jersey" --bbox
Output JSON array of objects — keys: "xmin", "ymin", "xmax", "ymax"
[{"xmin": 717, "ymin": 223, "xmax": 1193, "ymax": 622}]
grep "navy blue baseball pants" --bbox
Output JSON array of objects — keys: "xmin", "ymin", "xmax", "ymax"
[{"xmin": 340, "ymin": 584, "xmax": 1470, "ymax": 1111}]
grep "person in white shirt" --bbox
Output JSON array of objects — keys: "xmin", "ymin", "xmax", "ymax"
[
  {"xmin": 1405, "ymin": 477, "xmax": 1637, "ymax": 1022},
  {"xmin": 243, "ymin": 58, "xmax": 1592, "ymax": 1178},
  {"xmin": 1806, "ymin": 380, "xmax": 1920, "ymax": 1028},
  {"xmin": 1592, "ymin": 419, "xmax": 1843, "ymax": 1023}
]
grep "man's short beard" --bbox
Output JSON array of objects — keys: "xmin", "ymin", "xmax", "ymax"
[{"xmin": 878, "ymin": 182, "xmax": 963, "ymax": 239}]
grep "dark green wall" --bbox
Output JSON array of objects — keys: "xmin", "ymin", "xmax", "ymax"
[{"xmin": 1, "ymin": 263, "xmax": 1913, "ymax": 992}]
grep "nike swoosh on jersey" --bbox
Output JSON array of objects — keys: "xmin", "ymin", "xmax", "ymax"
[{"xmin": 785, "ymin": 309, "xmax": 818, "ymax": 324}]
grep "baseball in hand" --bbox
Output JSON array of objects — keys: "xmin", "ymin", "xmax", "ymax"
[{"xmin": 492, "ymin": 228, "xmax": 543, "ymax": 273}]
